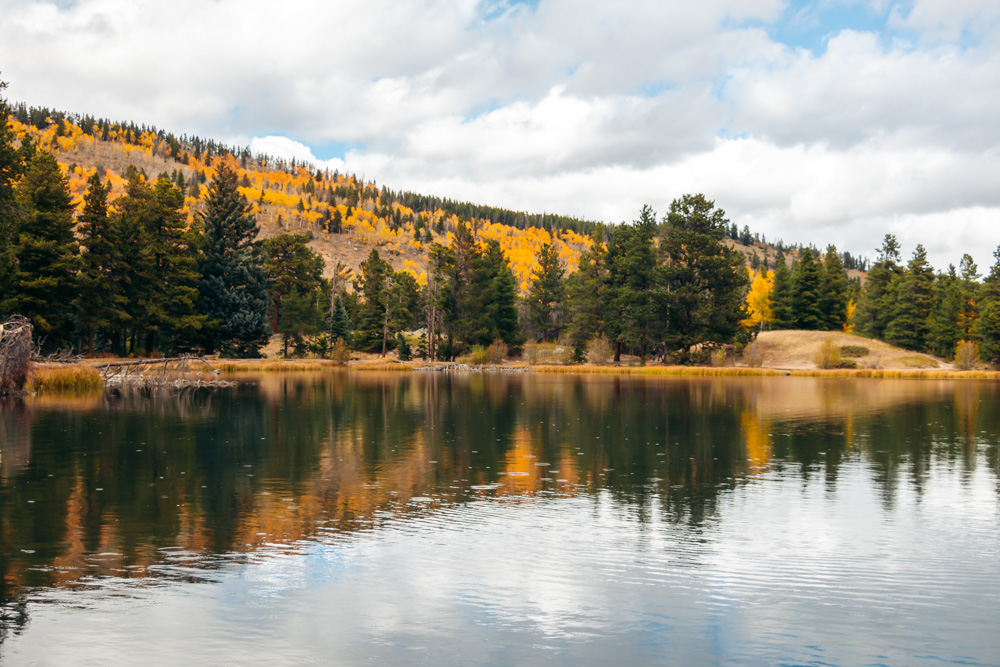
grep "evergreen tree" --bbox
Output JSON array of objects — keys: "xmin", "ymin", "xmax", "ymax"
[
  {"xmin": 277, "ymin": 287, "xmax": 322, "ymax": 357},
  {"xmin": 819, "ymin": 245, "xmax": 849, "ymax": 330},
  {"xmin": 10, "ymin": 151, "xmax": 80, "ymax": 347},
  {"xmin": 927, "ymin": 266, "xmax": 963, "ymax": 358},
  {"xmin": 661, "ymin": 195, "xmax": 747, "ymax": 359},
  {"xmin": 606, "ymin": 206, "xmax": 659, "ymax": 361},
  {"xmin": 771, "ymin": 255, "xmax": 794, "ymax": 329},
  {"xmin": 0, "ymin": 77, "xmax": 28, "ymax": 319},
  {"xmin": 975, "ymin": 246, "xmax": 1000, "ymax": 363},
  {"xmin": 565, "ymin": 242, "xmax": 608, "ymax": 356},
  {"xmin": 76, "ymin": 173, "xmax": 122, "ymax": 354},
  {"xmin": 525, "ymin": 242, "xmax": 565, "ymax": 342},
  {"xmin": 791, "ymin": 247, "xmax": 824, "ymax": 330},
  {"xmin": 198, "ymin": 163, "xmax": 270, "ymax": 357},
  {"xmin": 329, "ymin": 294, "xmax": 352, "ymax": 344},
  {"xmin": 856, "ymin": 234, "xmax": 902, "ymax": 339},
  {"xmin": 482, "ymin": 239, "xmax": 523, "ymax": 349},
  {"xmin": 958, "ymin": 253, "xmax": 980, "ymax": 339},
  {"xmin": 144, "ymin": 175, "xmax": 206, "ymax": 353},
  {"xmin": 263, "ymin": 232, "xmax": 324, "ymax": 333},
  {"xmin": 353, "ymin": 249, "xmax": 392, "ymax": 352},
  {"xmin": 885, "ymin": 244, "xmax": 934, "ymax": 351}
]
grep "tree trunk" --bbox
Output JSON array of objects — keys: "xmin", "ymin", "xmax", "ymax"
[{"xmin": 614, "ymin": 340, "xmax": 621, "ymax": 363}]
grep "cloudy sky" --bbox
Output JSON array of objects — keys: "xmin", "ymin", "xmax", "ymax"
[{"xmin": 1, "ymin": 0, "xmax": 998, "ymax": 269}]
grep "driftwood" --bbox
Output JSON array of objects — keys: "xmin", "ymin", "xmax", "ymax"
[
  {"xmin": 98, "ymin": 355, "xmax": 235, "ymax": 391},
  {"xmin": 0, "ymin": 316, "xmax": 33, "ymax": 395}
]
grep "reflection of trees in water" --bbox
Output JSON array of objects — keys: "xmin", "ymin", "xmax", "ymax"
[{"xmin": 2, "ymin": 374, "xmax": 1000, "ymax": 641}]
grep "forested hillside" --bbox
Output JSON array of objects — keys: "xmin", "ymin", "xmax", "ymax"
[{"xmin": 6, "ymin": 81, "xmax": 994, "ymax": 368}]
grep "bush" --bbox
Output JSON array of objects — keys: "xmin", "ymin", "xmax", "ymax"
[
  {"xmin": 710, "ymin": 348, "xmax": 728, "ymax": 367},
  {"xmin": 840, "ymin": 344, "xmax": 869, "ymax": 358},
  {"xmin": 814, "ymin": 338, "xmax": 841, "ymax": 369},
  {"xmin": 585, "ymin": 334, "xmax": 613, "ymax": 365},
  {"xmin": 525, "ymin": 342, "xmax": 539, "ymax": 365},
  {"xmin": 742, "ymin": 341, "xmax": 765, "ymax": 367},
  {"xmin": 954, "ymin": 341, "xmax": 979, "ymax": 370},
  {"xmin": 486, "ymin": 339, "xmax": 508, "ymax": 365},
  {"xmin": 469, "ymin": 345, "xmax": 489, "ymax": 365},
  {"xmin": 330, "ymin": 338, "xmax": 351, "ymax": 365}
]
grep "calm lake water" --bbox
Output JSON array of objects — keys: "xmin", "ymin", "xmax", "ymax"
[{"xmin": 1, "ymin": 372, "xmax": 999, "ymax": 665}]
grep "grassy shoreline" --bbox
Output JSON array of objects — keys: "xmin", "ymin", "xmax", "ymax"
[{"xmin": 20, "ymin": 358, "xmax": 1000, "ymax": 394}]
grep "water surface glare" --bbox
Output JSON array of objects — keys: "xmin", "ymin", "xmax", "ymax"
[{"xmin": 1, "ymin": 373, "xmax": 999, "ymax": 664}]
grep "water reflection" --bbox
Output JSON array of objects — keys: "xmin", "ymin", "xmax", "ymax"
[{"xmin": 1, "ymin": 374, "xmax": 1000, "ymax": 648}]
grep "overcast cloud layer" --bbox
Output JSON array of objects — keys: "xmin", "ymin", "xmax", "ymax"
[{"xmin": 2, "ymin": 0, "xmax": 998, "ymax": 269}]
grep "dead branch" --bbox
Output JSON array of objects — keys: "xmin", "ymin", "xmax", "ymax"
[{"xmin": 0, "ymin": 316, "xmax": 33, "ymax": 395}]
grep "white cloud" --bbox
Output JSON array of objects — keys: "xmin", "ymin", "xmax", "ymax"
[{"xmin": 1, "ymin": 0, "xmax": 998, "ymax": 268}]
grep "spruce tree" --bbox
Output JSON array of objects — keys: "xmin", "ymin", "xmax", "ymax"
[
  {"xmin": 770, "ymin": 254, "xmax": 794, "ymax": 329},
  {"xmin": 198, "ymin": 163, "xmax": 270, "ymax": 357},
  {"xmin": 791, "ymin": 247, "xmax": 824, "ymax": 330},
  {"xmin": 76, "ymin": 173, "xmax": 122, "ymax": 354},
  {"xmin": 606, "ymin": 206, "xmax": 659, "ymax": 361},
  {"xmin": 927, "ymin": 267, "xmax": 963, "ymax": 358},
  {"xmin": 0, "ymin": 77, "xmax": 27, "ymax": 319},
  {"xmin": 526, "ymin": 242, "xmax": 566, "ymax": 342},
  {"xmin": 661, "ymin": 195, "xmax": 747, "ymax": 360},
  {"xmin": 353, "ymin": 249, "xmax": 392, "ymax": 352},
  {"xmin": 856, "ymin": 234, "xmax": 902, "ymax": 339},
  {"xmin": 885, "ymin": 244, "xmax": 934, "ymax": 351},
  {"xmin": 819, "ymin": 245, "xmax": 849, "ymax": 330},
  {"xmin": 975, "ymin": 246, "xmax": 1000, "ymax": 363},
  {"xmin": 958, "ymin": 253, "xmax": 980, "ymax": 339},
  {"xmin": 329, "ymin": 294, "xmax": 352, "ymax": 344},
  {"xmin": 565, "ymin": 242, "xmax": 608, "ymax": 355},
  {"xmin": 482, "ymin": 239, "xmax": 522, "ymax": 349},
  {"xmin": 11, "ymin": 151, "xmax": 80, "ymax": 347}
]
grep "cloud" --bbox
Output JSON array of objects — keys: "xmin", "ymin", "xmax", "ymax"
[{"xmin": 1, "ymin": 0, "xmax": 997, "ymax": 269}]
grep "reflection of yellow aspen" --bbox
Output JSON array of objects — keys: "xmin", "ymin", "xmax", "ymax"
[
  {"xmin": 499, "ymin": 428, "xmax": 542, "ymax": 495},
  {"xmin": 741, "ymin": 408, "xmax": 772, "ymax": 473}
]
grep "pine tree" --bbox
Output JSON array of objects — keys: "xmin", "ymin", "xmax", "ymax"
[
  {"xmin": 927, "ymin": 267, "xmax": 963, "ymax": 358},
  {"xmin": 10, "ymin": 151, "xmax": 80, "ymax": 348},
  {"xmin": 76, "ymin": 173, "xmax": 122, "ymax": 354},
  {"xmin": 661, "ymin": 195, "xmax": 747, "ymax": 359},
  {"xmin": 482, "ymin": 239, "xmax": 523, "ymax": 349},
  {"xmin": 565, "ymin": 242, "xmax": 608, "ymax": 355},
  {"xmin": 791, "ymin": 247, "xmax": 824, "ymax": 330},
  {"xmin": 526, "ymin": 242, "xmax": 566, "ymax": 342},
  {"xmin": 606, "ymin": 207, "xmax": 659, "ymax": 361},
  {"xmin": 198, "ymin": 163, "xmax": 270, "ymax": 357},
  {"xmin": 353, "ymin": 249, "xmax": 392, "ymax": 352},
  {"xmin": 856, "ymin": 234, "xmax": 902, "ymax": 339},
  {"xmin": 958, "ymin": 253, "xmax": 980, "ymax": 339},
  {"xmin": 771, "ymin": 254, "xmax": 794, "ymax": 329},
  {"xmin": 975, "ymin": 246, "xmax": 1000, "ymax": 363},
  {"xmin": 0, "ymin": 77, "xmax": 28, "ymax": 319},
  {"xmin": 819, "ymin": 245, "xmax": 849, "ymax": 330},
  {"xmin": 263, "ymin": 232, "xmax": 324, "ymax": 334},
  {"xmin": 885, "ymin": 244, "xmax": 934, "ymax": 351},
  {"xmin": 329, "ymin": 294, "xmax": 352, "ymax": 345}
]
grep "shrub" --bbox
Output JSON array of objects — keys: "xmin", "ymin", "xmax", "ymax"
[
  {"xmin": 742, "ymin": 341, "xmax": 765, "ymax": 367},
  {"xmin": 814, "ymin": 338, "xmax": 841, "ymax": 369},
  {"xmin": 469, "ymin": 345, "xmax": 489, "ymax": 365},
  {"xmin": 486, "ymin": 339, "xmax": 508, "ymax": 365},
  {"xmin": 330, "ymin": 338, "xmax": 351, "ymax": 365},
  {"xmin": 954, "ymin": 341, "xmax": 979, "ymax": 370},
  {"xmin": 840, "ymin": 345, "xmax": 869, "ymax": 358},
  {"xmin": 525, "ymin": 342, "xmax": 539, "ymax": 365},
  {"xmin": 710, "ymin": 348, "xmax": 728, "ymax": 367},
  {"xmin": 585, "ymin": 334, "xmax": 613, "ymax": 365}
]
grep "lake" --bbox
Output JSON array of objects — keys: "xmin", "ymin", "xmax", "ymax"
[{"xmin": 1, "ymin": 372, "xmax": 999, "ymax": 665}]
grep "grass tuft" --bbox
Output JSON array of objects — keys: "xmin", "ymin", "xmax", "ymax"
[{"xmin": 26, "ymin": 363, "xmax": 103, "ymax": 393}]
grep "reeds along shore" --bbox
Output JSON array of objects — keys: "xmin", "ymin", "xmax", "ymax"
[
  {"xmin": 25, "ymin": 363, "xmax": 103, "ymax": 392},
  {"xmin": 16, "ymin": 360, "xmax": 1000, "ymax": 393}
]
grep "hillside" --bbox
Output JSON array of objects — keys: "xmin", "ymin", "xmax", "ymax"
[{"xmin": 6, "ymin": 108, "xmax": 846, "ymax": 291}]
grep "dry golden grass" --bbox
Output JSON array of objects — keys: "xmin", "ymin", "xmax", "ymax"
[
  {"xmin": 210, "ymin": 359, "xmax": 342, "ymax": 372},
  {"xmin": 752, "ymin": 330, "xmax": 947, "ymax": 370},
  {"xmin": 532, "ymin": 364, "xmax": 782, "ymax": 377},
  {"xmin": 25, "ymin": 363, "xmax": 104, "ymax": 393},
  {"xmin": 351, "ymin": 361, "xmax": 416, "ymax": 372}
]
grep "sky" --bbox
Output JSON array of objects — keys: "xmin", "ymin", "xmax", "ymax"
[{"xmin": 1, "ymin": 0, "xmax": 999, "ymax": 270}]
